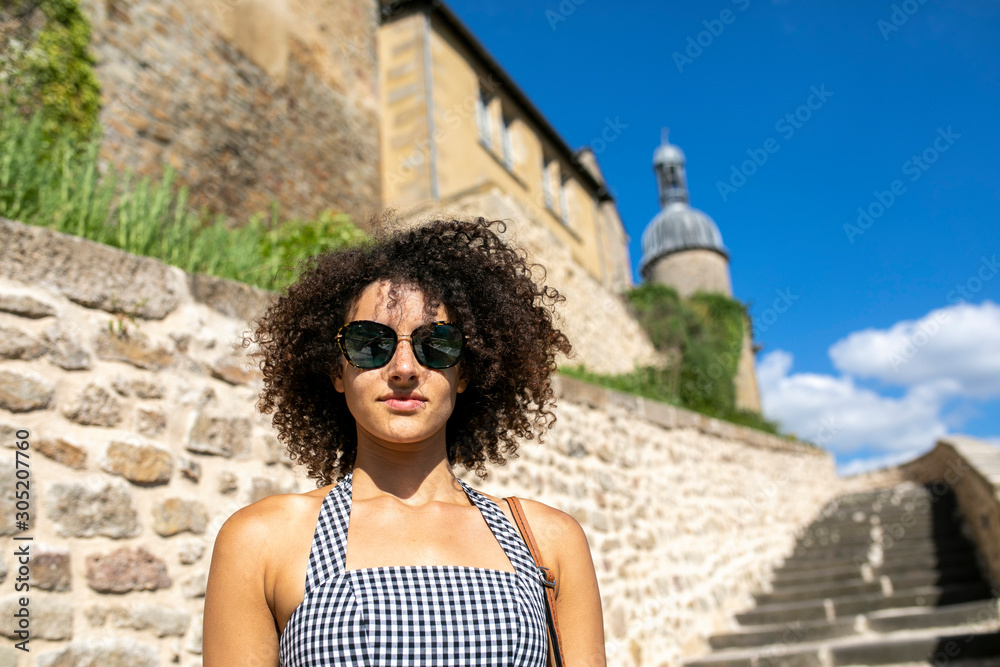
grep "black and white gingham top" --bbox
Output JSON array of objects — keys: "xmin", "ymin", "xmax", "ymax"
[{"xmin": 279, "ymin": 472, "xmax": 550, "ymax": 666}]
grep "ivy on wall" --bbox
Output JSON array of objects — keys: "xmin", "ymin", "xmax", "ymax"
[
  {"xmin": 562, "ymin": 284, "xmax": 781, "ymax": 434},
  {"xmin": 0, "ymin": 0, "xmax": 101, "ymax": 141}
]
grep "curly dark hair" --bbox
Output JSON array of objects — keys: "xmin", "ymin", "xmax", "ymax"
[{"xmin": 246, "ymin": 216, "xmax": 572, "ymax": 486}]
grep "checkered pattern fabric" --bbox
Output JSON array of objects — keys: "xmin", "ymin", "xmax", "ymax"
[{"xmin": 279, "ymin": 472, "xmax": 549, "ymax": 666}]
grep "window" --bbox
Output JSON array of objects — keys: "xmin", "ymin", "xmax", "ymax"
[
  {"xmin": 476, "ymin": 88, "xmax": 493, "ymax": 149},
  {"xmin": 501, "ymin": 113, "xmax": 514, "ymax": 169},
  {"xmin": 542, "ymin": 157, "xmax": 555, "ymax": 210},
  {"xmin": 559, "ymin": 174, "xmax": 571, "ymax": 226}
]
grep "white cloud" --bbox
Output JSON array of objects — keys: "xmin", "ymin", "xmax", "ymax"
[
  {"xmin": 829, "ymin": 301, "xmax": 1000, "ymax": 398},
  {"xmin": 757, "ymin": 301, "xmax": 1000, "ymax": 477},
  {"xmin": 757, "ymin": 350, "xmax": 948, "ymax": 456}
]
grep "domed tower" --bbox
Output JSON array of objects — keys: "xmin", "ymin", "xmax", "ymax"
[
  {"xmin": 639, "ymin": 135, "xmax": 732, "ymax": 297},
  {"xmin": 639, "ymin": 132, "xmax": 761, "ymax": 412}
]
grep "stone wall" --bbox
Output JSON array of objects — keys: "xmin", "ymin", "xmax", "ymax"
[
  {"xmin": 894, "ymin": 436, "xmax": 1000, "ymax": 591},
  {"xmin": 0, "ymin": 218, "xmax": 839, "ymax": 666},
  {"xmin": 74, "ymin": 0, "xmax": 381, "ymax": 224}
]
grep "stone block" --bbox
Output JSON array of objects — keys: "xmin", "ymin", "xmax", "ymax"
[
  {"xmin": 262, "ymin": 433, "xmax": 291, "ymax": 466},
  {"xmin": 0, "ymin": 553, "xmax": 6, "ymax": 583},
  {"xmin": 0, "ymin": 461, "xmax": 35, "ymax": 535},
  {"xmin": 218, "ymin": 470, "xmax": 238, "ymax": 494},
  {"xmin": 43, "ymin": 325, "xmax": 91, "ymax": 370},
  {"xmin": 179, "ymin": 456, "xmax": 201, "ymax": 482},
  {"xmin": 35, "ymin": 437, "xmax": 88, "ymax": 470},
  {"xmin": 108, "ymin": 604, "xmax": 191, "ymax": 636},
  {"xmin": 209, "ymin": 355, "xmax": 262, "ymax": 385},
  {"xmin": 178, "ymin": 539, "xmax": 206, "ymax": 565},
  {"xmin": 0, "ymin": 368, "xmax": 54, "ymax": 412},
  {"xmin": 188, "ymin": 272, "xmax": 273, "ymax": 322},
  {"xmin": 0, "ymin": 218, "xmax": 181, "ymax": 319},
  {"xmin": 186, "ymin": 613, "xmax": 203, "ymax": 654},
  {"xmin": 62, "ymin": 384, "xmax": 123, "ymax": 427},
  {"xmin": 30, "ymin": 546, "xmax": 72, "ymax": 591},
  {"xmin": 36, "ymin": 639, "xmax": 159, "ymax": 667},
  {"xmin": 111, "ymin": 376, "xmax": 165, "ymax": 398},
  {"xmin": 187, "ymin": 413, "xmax": 251, "ymax": 457},
  {"xmin": 153, "ymin": 498, "xmax": 208, "ymax": 536},
  {"xmin": 101, "ymin": 440, "xmax": 173, "ymax": 485},
  {"xmin": 0, "ymin": 646, "xmax": 15, "ymax": 667},
  {"xmin": 86, "ymin": 546, "xmax": 171, "ymax": 593},
  {"xmin": 0, "ymin": 292, "xmax": 55, "ymax": 318},
  {"xmin": 136, "ymin": 406, "xmax": 167, "ymax": 436},
  {"xmin": 0, "ymin": 325, "xmax": 46, "ymax": 359},
  {"xmin": 181, "ymin": 570, "xmax": 208, "ymax": 599},
  {"xmin": 96, "ymin": 328, "xmax": 174, "ymax": 370},
  {"xmin": 47, "ymin": 477, "xmax": 140, "ymax": 538},
  {"xmin": 0, "ymin": 595, "xmax": 72, "ymax": 640}
]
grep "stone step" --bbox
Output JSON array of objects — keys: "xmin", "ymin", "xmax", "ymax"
[
  {"xmin": 794, "ymin": 528, "xmax": 965, "ymax": 554},
  {"xmin": 771, "ymin": 554, "xmax": 981, "ymax": 588},
  {"xmin": 755, "ymin": 567, "xmax": 984, "ymax": 606},
  {"xmin": 779, "ymin": 542, "xmax": 977, "ymax": 571},
  {"xmin": 833, "ymin": 630, "xmax": 1000, "ymax": 665},
  {"xmin": 686, "ymin": 628, "xmax": 1000, "ymax": 667},
  {"xmin": 736, "ymin": 583, "xmax": 993, "ymax": 626},
  {"xmin": 796, "ymin": 524, "xmax": 961, "ymax": 548},
  {"xmin": 710, "ymin": 599, "xmax": 999, "ymax": 650}
]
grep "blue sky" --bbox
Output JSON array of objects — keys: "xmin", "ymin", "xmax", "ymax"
[{"xmin": 444, "ymin": 0, "xmax": 1000, "ymax": 474}]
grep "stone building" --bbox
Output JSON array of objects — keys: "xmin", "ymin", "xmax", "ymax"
[
  {"xmin": 639, "ymin": 135, "xmax": 762, "ymax": 412},
  {"xmin": 377, "ymin": 0, "xmax": 631, "ymax": 293},
  {"xmin": 375, "ymin": 0, "xmax": 655, "ymax": 373}
]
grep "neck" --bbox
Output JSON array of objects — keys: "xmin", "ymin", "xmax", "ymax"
[{"xmin": 350, "ymin": 429, "xmax": 463, "ymax": 505}]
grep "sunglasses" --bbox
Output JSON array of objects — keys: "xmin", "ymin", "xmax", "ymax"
[{"xmin": 336, "ymin": 320, "xmax": 466, "ymax": 370}]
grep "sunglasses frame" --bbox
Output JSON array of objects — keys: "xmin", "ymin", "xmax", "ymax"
[{"xmin": 335, "ymin": 320, "xmax": 466, "ymax": 370}]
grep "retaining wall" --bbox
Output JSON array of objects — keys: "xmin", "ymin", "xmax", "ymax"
[{"xmin": 0, "ymin": 218, "xmax": 839, "ymax": 666}]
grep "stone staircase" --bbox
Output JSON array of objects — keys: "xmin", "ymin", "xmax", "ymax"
[{"xmin": 686, "ymin": 483, "xmax": 1000, "ymax": 666}]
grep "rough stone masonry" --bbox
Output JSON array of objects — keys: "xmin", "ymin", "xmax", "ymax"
[{"xmin": 0, "ymin": 218, "xmax": 839, "ymax": 667}]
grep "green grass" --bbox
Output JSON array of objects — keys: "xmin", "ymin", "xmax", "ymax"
[{"xmin": 0, "ymin": 108, "xmax": 366, "ymax": 292}]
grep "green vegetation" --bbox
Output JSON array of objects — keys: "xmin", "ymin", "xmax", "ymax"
[
  {"xmin": 1, "ymin": 0, "xmax": 102, "ymax": 141},
  {"xmin": 561, "ymin": 284, "xmax": 781, "ymax": 435},
  {"xmin": 0, "ymin": 0, "xmax": 365, "ymax": 291},
  {"xmin": 0, "ymin": 108, "xmax": 367, "ymax": 292}
]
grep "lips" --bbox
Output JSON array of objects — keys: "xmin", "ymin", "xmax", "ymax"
[{"xmin": 381, "ymin": 394, "xmax": 426, "ymax": 411}]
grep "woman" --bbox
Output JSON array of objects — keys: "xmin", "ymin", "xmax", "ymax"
[{"xmin": 204, "ymin": 217, "xmax": 606, "ymax": 665}]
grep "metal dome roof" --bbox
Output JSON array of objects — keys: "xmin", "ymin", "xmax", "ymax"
[
  {"xmin": 653, "ymin": 142, "xmax": 686, "ymax": 166},
  {"xmin": 639, "ymin": 202, "xmax": 728, "ymax": 276}
]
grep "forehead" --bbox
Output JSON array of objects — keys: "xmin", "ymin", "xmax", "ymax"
[{"xmin": 348, "ymin": 281, "xmax": 447, "ymax": 323}]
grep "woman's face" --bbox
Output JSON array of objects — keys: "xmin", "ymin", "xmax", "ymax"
[{"xmin": 333, "ymin": 281, "xmax": 468, "ymax": 451}]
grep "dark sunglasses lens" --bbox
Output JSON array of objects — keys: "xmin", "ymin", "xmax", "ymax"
[
  {"xmin": 412, "ymin": 323, "xmax": 464, "ymax": 369},
  {"xmin": 341, "ymin": 322, "xmax": 396, "ymax": 368}
]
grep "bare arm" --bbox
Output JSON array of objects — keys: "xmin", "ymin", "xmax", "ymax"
[
  {"xmin": 521, "ymin": 500, "xmax": 607, "ymax": 667},
  {"xmin": 203, "ymin": 506, "xmax": 281, "ymax": 667}
]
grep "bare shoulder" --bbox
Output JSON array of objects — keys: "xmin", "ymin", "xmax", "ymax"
[{"xmin": 213, "ymin": 488, "xmax": 330, "ymax": 559}]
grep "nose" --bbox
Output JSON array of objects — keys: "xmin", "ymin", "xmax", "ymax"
[{"xmin": 387, "ymin": 335, "xmax": 419, "ymax": 382}]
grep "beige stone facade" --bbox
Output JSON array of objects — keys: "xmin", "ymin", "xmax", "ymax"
[
  {"xmin": 377, "ymin": 2, "xmax": 632, "ymax": 293},
  {"xmin": 0, "ymin": 219, "xmax": 839, "ymax": 666}
]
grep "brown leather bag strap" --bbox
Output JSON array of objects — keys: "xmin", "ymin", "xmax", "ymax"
[{"xmin": 505, "ymin": 497, "xmax": 566, "ymax": 667}]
